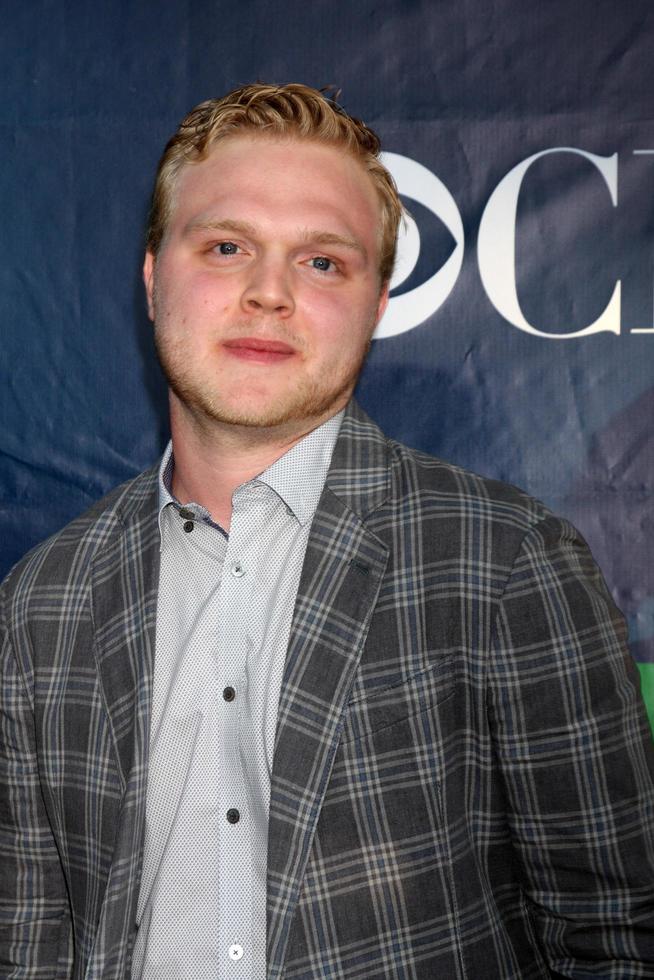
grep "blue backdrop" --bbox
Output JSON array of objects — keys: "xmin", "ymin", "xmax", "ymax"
[{"xmin": 2, "ymin": 1, "xmax": 652, "ymax": 702}]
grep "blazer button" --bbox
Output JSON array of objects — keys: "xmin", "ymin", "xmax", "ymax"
[
  {"xmin": 226, "ymin": 808, "xmax": 240, "ymax": 824},
  {"xmin": 223, "ymin": 686, "xmax": 236, "ymax": 702}
]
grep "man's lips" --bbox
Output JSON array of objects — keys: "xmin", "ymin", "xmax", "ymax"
[{"xmin": 222, "ymin": 336, "xmax": 296, "ymax": 362}]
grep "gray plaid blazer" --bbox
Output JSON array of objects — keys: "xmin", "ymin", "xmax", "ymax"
[{"xmin": 2, "ymin": 401, "xmax": 654, "ymax": 979}]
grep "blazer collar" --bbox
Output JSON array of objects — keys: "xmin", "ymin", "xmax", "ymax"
[{"xmin": 324, "ymin": 399, "xmax": 392, "ymax": 520}]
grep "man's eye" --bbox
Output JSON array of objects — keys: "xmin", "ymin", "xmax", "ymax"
[
  {"xmin": 310, "ymin": 256, "xmax": 334, "ymax": 272},
  {"xmin": 217, "ymin": 241, "xmax": 240, "ymax": 255}
]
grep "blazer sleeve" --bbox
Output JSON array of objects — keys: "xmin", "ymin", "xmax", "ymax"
[
  {"xmin": 488, "ymin": 513, "xmax": 654, "ymax": 977},
  {"xmin": 0, "ymin": 594, "xmax": 73, "ymax": 976}
]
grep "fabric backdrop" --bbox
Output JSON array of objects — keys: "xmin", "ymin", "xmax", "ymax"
[{"xmin": 1, "ymin": 0, "xmax": 652, "ymax": 727}]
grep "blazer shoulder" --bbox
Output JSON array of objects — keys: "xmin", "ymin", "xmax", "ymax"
[
  {"xmin": 380, "ymin": 440, "xmax": 594, "ymax": 598},
  {"xmin": 386, "ymin": 437, "xmax": 553, "ymax": 534},
  {"xmin": 336, "ymin": 402, "xmax": 554, "ymax": 542},
  {"xmin": 1, "ymin": 467, "xmax": 159, "ymax": 608}
]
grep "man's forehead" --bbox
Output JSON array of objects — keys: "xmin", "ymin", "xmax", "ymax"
[
  {"xmin": 170, "ymin": 137, "xmax": 379, "ymax": 224},
  {"xmin": 174, "ymin": 133, "xmax": 378, "ymax": 204}
]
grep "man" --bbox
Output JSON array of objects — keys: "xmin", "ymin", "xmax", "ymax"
[{"xmin": 1, "ymin": 83, "xmax": 653, "ymax": 980}]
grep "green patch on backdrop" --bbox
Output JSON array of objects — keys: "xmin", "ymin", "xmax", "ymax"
[{"xmin": 636, "ymin": 662, "xmax": 654, "ymax": 740}]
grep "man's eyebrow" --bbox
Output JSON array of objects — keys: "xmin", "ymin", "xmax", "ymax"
[
  {"xmin": 304, "ymin": 231, "xmax": 366, "ymax": 257},
  {"xmin": 184, "ymin": 219, "xmax": 366, "ymax": 257},
  {"xmin": 185, "ymin": 218, "xmax": 258, "ymax": 236}
]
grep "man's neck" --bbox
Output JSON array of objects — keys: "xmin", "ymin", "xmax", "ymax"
[{"xmin": 168, "ymin": 400, "xmax": 341, "ymax": 531}]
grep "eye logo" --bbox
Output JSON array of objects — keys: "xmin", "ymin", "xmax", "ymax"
[{"xmin": 375, "ymin": 152, "xmax": 465, "ymax": 340}]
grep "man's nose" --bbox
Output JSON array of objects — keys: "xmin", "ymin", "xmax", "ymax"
[{"xmin": 240, "ymin": 255, "xmax": 295, "ymax": 318}]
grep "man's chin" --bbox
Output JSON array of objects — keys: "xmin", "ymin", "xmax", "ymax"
[
  {"xmin": 169, "ymin": 384, "xmax": 346, "ymax": 434},
  {"xmin": 202, "ymin": 400, "xmax": 340, "ymax": 431}
]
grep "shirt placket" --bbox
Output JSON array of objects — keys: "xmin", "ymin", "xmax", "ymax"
[{"xmin": 214, "ymin": 483, "xmax": 265, "ymax": 978}]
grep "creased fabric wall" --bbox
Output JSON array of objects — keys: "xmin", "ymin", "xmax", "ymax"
[{"xmin": 1, "ymin": 0, "xmax": 652, "ymax": 724}]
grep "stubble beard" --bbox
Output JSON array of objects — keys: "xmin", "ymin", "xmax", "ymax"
[{"xmin": 153, "ymin": 317, "xmax": 374, "ymax": 434}]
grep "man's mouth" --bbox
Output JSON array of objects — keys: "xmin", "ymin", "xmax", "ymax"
[{"xmin": 222, "ymin": 337, "xmax": 296, "ymax": 363}]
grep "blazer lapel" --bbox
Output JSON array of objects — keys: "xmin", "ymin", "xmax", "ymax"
[
  {"xmin": 88, "ymin": 473, "xmax": 160, "ymax": 972},
  {"xmin": 267, "ymin": 403, "xmax": 391, "ymax": 977},
  {"xmin": 91, "ymin": 481, "xmax": 160, "ymax": 790}
]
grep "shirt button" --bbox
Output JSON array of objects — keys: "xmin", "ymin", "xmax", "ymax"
[
  {"xmin": 223, "ymin": 686, "xmax": 236, "ymax": 702},
  {"xmin": 226, "ymin": 808, "xmax": 240, "ymax": 824},
  {"xmin": 228, "ymin": 944, "xmax": 244, "ymax": 961},
  {"xmin": 231, "ymin": 562, "xmax": 246, "ymax": 577},
  {"xmin": 183, "ymin": 521, "xmax": 194, "ymax": 533}
]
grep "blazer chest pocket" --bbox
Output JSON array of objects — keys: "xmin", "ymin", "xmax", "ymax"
[{"xmin": 340, "ymin": 655, "xmax": 456, "ymax": 745}]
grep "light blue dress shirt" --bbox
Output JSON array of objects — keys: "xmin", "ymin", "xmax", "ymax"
[{"xmin": 131, "ymin": 412, "xmax": 343, "ymax": 979}]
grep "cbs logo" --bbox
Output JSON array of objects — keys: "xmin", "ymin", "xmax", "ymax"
[{"xmin": 377, "ymin": 148, "xmax": 651, "ymax": 341}]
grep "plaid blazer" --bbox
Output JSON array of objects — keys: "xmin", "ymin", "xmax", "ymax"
[{"xmin": 2, "ymin": 401, "xmax": 654, "ymax": 979}]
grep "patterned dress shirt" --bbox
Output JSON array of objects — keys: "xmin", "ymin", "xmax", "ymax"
[{"xmin": 131, "ymin": 412, "xmax": 343, "ymax": 980}]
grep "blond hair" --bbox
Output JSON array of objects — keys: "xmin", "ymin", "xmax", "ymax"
[{"xmin": 146, "ymin": 83, "xmax": 402, "ymax": 284}]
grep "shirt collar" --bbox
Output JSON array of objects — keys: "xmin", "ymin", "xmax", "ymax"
[
  {"xmin": 157, "ymin": 409, "xmax": 344, "ymax": 534},
  {"xmin": 256, "ymin": 410, "xmax": 344, "ymax": 525},
  {"xmin": 158, "ymin": 444, "xmax": 176, "ymax": 513}
]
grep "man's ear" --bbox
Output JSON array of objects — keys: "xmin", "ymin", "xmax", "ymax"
[
  {"xmin": 143, "ymin": 251, "xmax": 156, "ymax": 321},
  {"xmin": 375, "ymin": 283, "xmax": 390, "ymax": 325}
]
